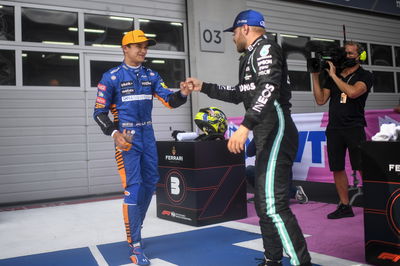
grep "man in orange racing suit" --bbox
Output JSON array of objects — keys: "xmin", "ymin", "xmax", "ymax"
[{"xmin": 93, "ymin": 30, "xmax": 191, "ymax": 265}]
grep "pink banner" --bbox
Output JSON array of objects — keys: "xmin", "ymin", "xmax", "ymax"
[{"xmin": 227, "ymin": 109, "xmax": 400, "ymax": 183}]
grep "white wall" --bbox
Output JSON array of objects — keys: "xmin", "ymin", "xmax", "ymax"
[
  {"xmin": 0, "ymin": 0, "xmax": 189, "ymax": 204},
  {"xmin": 186, "ymin": 0, "xmax": 248, "ymax": 121}
]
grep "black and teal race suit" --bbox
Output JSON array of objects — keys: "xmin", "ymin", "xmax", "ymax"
[{"xmin": 201, "ymin": 35, "xmax": 311, "ymax": 265}]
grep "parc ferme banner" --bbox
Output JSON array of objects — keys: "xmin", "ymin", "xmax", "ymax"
[{"xmin": 227, "ymin": 109, "xmax": 400, "ymax": 183}]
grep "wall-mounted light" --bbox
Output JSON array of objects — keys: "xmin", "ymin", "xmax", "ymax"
[
  {"xmin": 85, "ymin": 29, "xmax": 105, "ymax": 33},
  {"xmin": 145, "ymin": 33, "xmax": 156, "ymax": 38},
  {"xmin": 110, "ymin": 16, "xmax": 133, "ymax": 22},
  {"xmin": 92, "ymin": 44, "xmax": 120, "ymax": 48},
  {"xmin": 151, "ymin": 60, "xmax": 165, "ymax": 64},
  {"xmin": 61, "ymin": 55, "xmax": 79, "ymax": 60},
  {"xmin": 138, "ymin": 19, "xmax": 150, "ymax": 23},
  {"xmin": 68, "ymin": 27, "xmax": 105, "ymax": 33},
  {"xmin": 313, "ymin": 38, "xmax": 336, "ymax": 42},
  {"xmin": 170, "ymin": 22, "xmax": 182, "ymax": 26},
  {"xmin": 42, "ymin": 41, "xmax": 74, "ymax": 45},
  {"xmin": 281, "ymin": 34, "xmax": 298, "ymax": 38}
]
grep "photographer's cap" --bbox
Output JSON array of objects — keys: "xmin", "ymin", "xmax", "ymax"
[
  {"xmin": 224, "ymin": 9, "xmax": 265, "ymax": 32},
  {"xmin": 122, "ymin": 30, "xmax": 156, "ymax": 46}
]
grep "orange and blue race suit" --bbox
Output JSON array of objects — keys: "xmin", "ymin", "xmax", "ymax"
[{"xmin": 93, "ymin": 62, "xmax": 187, "ymax": 245}]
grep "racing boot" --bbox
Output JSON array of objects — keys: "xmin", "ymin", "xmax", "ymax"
[{"xmin": 130, "ymin": 242, "xmax": 150, "ymax": 265}]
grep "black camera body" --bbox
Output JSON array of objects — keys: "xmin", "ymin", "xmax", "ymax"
[{"xmin": 306, "ymin": 40, "xmax": 346, "ymax": 73}]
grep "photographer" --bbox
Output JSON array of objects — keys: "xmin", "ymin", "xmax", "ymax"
[{"xmin": 311, "ymin": 41, "xmax": 373, "ymax": 219}]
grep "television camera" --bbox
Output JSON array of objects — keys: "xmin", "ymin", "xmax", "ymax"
[{"xmin": 306, "ymin": 40, "xmax": 347, "ymax": 73}]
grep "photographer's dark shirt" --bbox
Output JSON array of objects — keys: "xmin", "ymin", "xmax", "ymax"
[{"xmin": 324, "ymin": 66, "xmax": 373, "ymax": 129}]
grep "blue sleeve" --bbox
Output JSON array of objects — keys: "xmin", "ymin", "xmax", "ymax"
[{"xmin": 151, "ymin": 71, "xmax": 187, "ymax": 108}]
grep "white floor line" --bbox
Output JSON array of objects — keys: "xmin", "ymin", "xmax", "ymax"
[
  {"xmin": 119, "ymin": 258, "xmax": 178, "ymax": 266},
  {"xmin": 88, "ymin": 245, "xmax": 109, "ymax": 266},
  {"xmin": 233, "ymin": 238, "xmax": 370, "ymax": 266}
]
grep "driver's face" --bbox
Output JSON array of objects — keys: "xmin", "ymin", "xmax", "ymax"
[{"xmin": 233, "ymin": 26, "xmax": 247, "ymax": 53}]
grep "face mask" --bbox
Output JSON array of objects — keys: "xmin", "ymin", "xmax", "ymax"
[{"xmin": 343, "ymin": 58, "xmax": 358, "ymax": 68}]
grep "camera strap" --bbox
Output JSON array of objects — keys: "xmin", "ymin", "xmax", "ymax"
[
  {"xmin": 346, "ymin": 73, "xmax": 356, "ymax": 85},
  {"xmin": 340, "ymin": 72, "xmax": 355, "ymax": 104}
]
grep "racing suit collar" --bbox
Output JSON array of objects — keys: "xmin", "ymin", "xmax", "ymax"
[
  {"xmin": 246, "ymin": 34, "xmax": 267, "ymax": 53},
  {"xmin": 122, "ymin": 62, "xmax": 142, "ymax": 72}
]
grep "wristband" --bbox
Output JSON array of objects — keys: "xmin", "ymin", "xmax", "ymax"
[{"xmin": 111, "ymin": 130, "xmax": 118, "ymax": 138}]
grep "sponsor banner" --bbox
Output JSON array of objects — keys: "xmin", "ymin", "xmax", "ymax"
[
  {"xmin": 121, "ymin": 94, "xmax": 152, "ymax": 102},
  {"xmin": 228, "ymin": 109, "xmax": 400, "ymax": 183}
]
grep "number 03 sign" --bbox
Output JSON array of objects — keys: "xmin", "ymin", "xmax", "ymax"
[{"xmin": 199, "ymin": 21, "xmax": 225, "ymax": 53}]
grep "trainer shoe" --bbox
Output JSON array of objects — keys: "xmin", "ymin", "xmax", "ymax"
[
  {"xmin": 295, "ymin": 186, "xmax": 309, "ymax": 204},
  {"xmin": 256, "ymin": 257, "xmax": 282, "ymax": 266},
  {"xmin": 327, "ymin": 203, "xmax": 354, "ymax": 219},
  {"xmin": 130, "ymin": 243, "xmax": 150, "ymax": 265}
]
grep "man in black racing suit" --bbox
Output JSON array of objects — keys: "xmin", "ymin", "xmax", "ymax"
[{"xmin": 185, "ymin": 10, "xmax": 311, "ymax": 266}]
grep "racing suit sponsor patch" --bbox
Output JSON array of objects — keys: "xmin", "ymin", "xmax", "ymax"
[
  {"xmin": 239, "ymin": 83, "xmax": 256, "ymax": 92},
  {"xmin": 217, "ymin": 85, "xmax": 235, "ymax": 91},
  {"xmin": 120, "ymin": 81, "xmax": 134, "ymax": 88},
  {"xmin": 258, "ymin": 69, "xmax": 271, "ymax": 75},
  {"xmin": 121, "ymin": 94, "xmax": 153, "ymax": 102},
  {"xmin": 96, "ymin": 97, "xmax": 106, "ymax": 104},
  {"xmin": 122, "ymin": 122, "xmax": 134, "ymax": 127},
  {"xmin": 136, "ymin": 121, "xmax": 152, "ymax": 126},
  {"xmin": 141, "ymin": 81, "xmax": 152, "ymax": 86},
  {"xmin": 160, "ymin": 82, "xmax": 168, "ymax": 88},
  {"xmin": 98, "ymin": 83, "xmax": 106, "ymax": 91},
  {"xmin": 252, "ymin": 84, "xmax": 275, "ymax": 112},
  {"xmin": 121, "ymin": 88, "xmax": 135, "ymax": 95},
  {"xmin": 95, "ymin": 103, "xmax": 105, "ymax": 109},
  {"xmin": 258, "ymin": 59, "xmax": 272, "ymax": 66},
  {"xmin": 260, "ymin": 44, "xmax": 271, "ymax": 57},
  {"xmin": 98, "ymin": 91, "xmax": 104, "ymax": 97}
]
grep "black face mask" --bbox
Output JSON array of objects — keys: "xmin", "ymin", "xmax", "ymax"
[{"xmin": 343, "ymin": 58, "xmax": 358, "ymax": 68}]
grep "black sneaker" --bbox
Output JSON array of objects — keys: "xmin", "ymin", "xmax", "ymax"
[
  {"xmin": 327, "ymin": 204, "xmax": 354, "ymax": 219},
  {"xmin": 256, "ymin": 258, "xmax": 282, "ymax": 266}
]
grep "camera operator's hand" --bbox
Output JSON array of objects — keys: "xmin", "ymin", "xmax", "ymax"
[{"xmin": 325, "ymin": 61, "xmax": 337, "ymax": 78}]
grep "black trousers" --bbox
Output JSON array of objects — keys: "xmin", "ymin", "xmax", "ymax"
[{"xmin": 253, "ymin": 114, "xmax": 311, "ymax": 265}]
